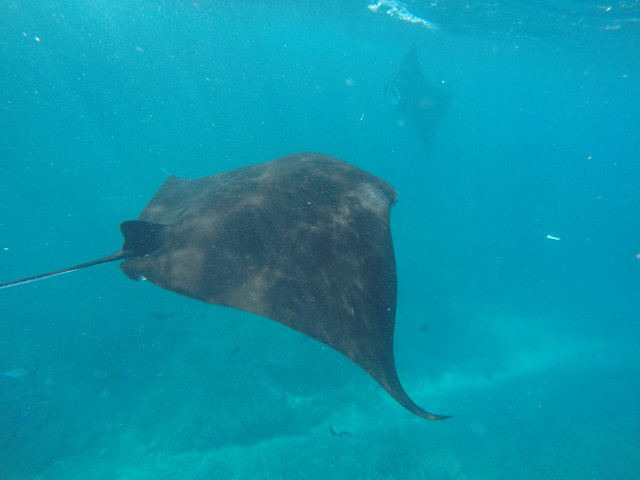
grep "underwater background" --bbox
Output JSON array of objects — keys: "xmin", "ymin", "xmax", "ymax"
[{"xmin": 1, "ymin": 0, "xmax": 639, "ymax": 478}]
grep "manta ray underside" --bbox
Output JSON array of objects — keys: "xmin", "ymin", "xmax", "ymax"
[{"xmin": 0, "ymin": 153, "xmax": 448, "ymax": 420}]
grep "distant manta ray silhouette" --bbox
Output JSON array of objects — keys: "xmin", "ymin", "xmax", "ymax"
[
  {"xmin": 0, "ymin": 152, "xmax": 449, "ymax": 420},
  {"xmin": 385, "ymin": 46, "xmax": 450, "ymax": 154}
]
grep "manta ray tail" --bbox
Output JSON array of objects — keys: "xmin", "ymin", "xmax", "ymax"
[{"xmin": 0, "ymin": 220, "xmax": 164, "ymax": 290}]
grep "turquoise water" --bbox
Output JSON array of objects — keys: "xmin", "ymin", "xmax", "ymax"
[{"xmin": 1, "ymin": 1, "xmax": 639, "ymax": 478}]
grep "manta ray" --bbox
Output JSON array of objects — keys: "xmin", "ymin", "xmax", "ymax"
[
  {"xmin": 385, "ymin": 46, "xmax": 450, "ymax": 154},
  {"xmin": 0, "ymin": 152, "xmax": 448, "ymax": 420}
]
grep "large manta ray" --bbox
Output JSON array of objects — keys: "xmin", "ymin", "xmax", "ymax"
[{"xmin": 0, "ymin": 153, "xmax": 448, "ymax": 420}]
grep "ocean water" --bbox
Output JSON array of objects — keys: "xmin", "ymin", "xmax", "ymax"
[{"xmin": 1, "ymin": 0, "xmax": 639, "ymax": 478}]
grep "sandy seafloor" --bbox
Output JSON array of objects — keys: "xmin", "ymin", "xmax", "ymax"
[{"xmin": 1, "ymin": 1, "xmax": 639, "ymax": 479}]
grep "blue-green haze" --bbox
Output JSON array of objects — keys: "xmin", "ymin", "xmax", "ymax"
[{"xmin": 1, "ymin": 1, "xmax": 639, "ymax": 478}]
